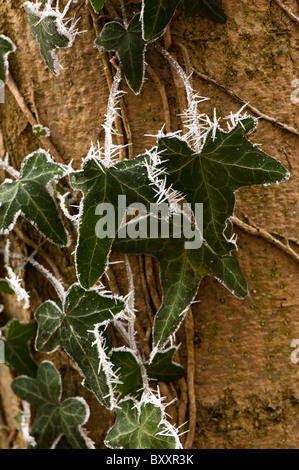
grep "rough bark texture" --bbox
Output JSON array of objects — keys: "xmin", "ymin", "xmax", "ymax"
[{"xmin": 0, "ymin": 0, "xmax": 298, "ymax": 449}]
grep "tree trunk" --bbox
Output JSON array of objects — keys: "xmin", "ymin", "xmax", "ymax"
[{"xmin": 0, "ymin": 0, "xmax": 298, "ymax": 449}]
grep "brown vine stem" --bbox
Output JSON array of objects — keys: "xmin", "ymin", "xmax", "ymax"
[
  {"xmin": 273, "ymin": 0, "xmax": 299, "ymax": 23},
  {"xmin": 146, "ymin": 64, "xmax": 172, "ymax": 133},
  {"xmin": 191, "ymin": 67, "xmax": 299, "ymax": 137},
  {"xmin": 6, "ymin": 74, "xmax": 66, "ymax": 164},
  {"xmin": 231, "ymin": 215, "xmax": 299, "ymax": 264},
  {"xmin": 184, "ymin": 307, "xmax": 196, "ymax": 449}
]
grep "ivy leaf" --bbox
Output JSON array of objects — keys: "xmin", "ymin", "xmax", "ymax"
[
  {"xmin": 24, "ymin": 2, "xmax": 71, "ymax": 75},
  {"xmin": 95, "ymin": 14, "xmax": 146, "ymax": 94},
  {"xmin": 146, "ymin": 348, "xmax": 184, "ymax": 382},
  {"xmin": 0, "ymin": 279, "xmax": 15, "ymax": 294},
  {"xmin": 157, "ymin": 117, "xmax": 289, "ymax": 256},
  {"xmin": 35, "ymin": 283, "xmax": 125, "ymax": 408},
  {"xmin": 0, "ymin": 319, "xmax": 37, "ymax": 377},
  {"xmin": 183, "ymin": 0, "xmax": 227, "ymax": 22},
  {"xmin": 89, "ymin": 0, "xmax": 105, "ymax": 13},
  {"xmin": 0, "ymin": 35, "xmax": 16, "ymax": 83},
  {"xmin": 0, "ymin": 149, "xmax": 68, "ymax": 246},
  {"xmin": 105, "ymin": 398, "xmax": 177, "ymax": 449},
  {"xmin": 70, "ymin": 155, "xmax": 156, "ymax": 289},
  {"xmin": 110, "ymin": 349, "xmax": 143, "ymax": 398},
  {"xmin": 141, "ymin": 0, "xmax": 180, "ymax": 41},
  {"xmin": 114, "ymin": 213, "xmax": 248, "ymax": 348},
  {"xmin": 11, "ymin": 361, "xmax": 92, "ymax": 449}
]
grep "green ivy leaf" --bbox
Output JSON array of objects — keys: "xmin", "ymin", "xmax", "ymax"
[
  {"xmin": 89, "ymin": 0, "xmax": 105, "ymax": 13},
  {"xmin": 0, "ymin": 319, "xmax": 37, "ymax": 377},
  {"xmin": 95, "ymin": 14, "xmax": 146, "ymax": 94},
  {"xmin": 111, "ymin": 349, "xmax": 143, "ymax": 398},
  {"xmin": 114, "ymin": 214, "xmax": 248, "ymax": 348},
  {"xmin": 24, "ymin": 3, "xmax": 70, "ymax": 75},
  {"xmin": 105, "ymin": 398, "xmax": 177, "ymax": 449},
  {"xmin": 157, "ymin": 117, "xmax": 289, "ymax": 256},
  {"xmin": 142, "ymin": 0, "xmax": 180, "ymax": 41},
  {"xmin": 0, "ymin": 279, "xmax": 15, "ymax": 294},
  {"xmin": 146, "ymin": 348, "xmax": 184, "ymax": 382},
  {"xmin": 11, "ymin": 361, "xmax": 92, "ymax": 449},
  {"xmin": 0, "ymin": 35, "xmax": 16, "ymax": 83},
  {"xmin": 0, "ymin": 149, "xmax": 68, "ymax": 246},
  {"xmin": 70, "ymin": 155, "xmax": 157, "ymax": 289},
  {"xmin": 35, "ymin": 283, "xmax": 125, "ymax": 407},
  {"xmin": 183, "ymin": 0, "xmax": 227, "ymax": 22}
]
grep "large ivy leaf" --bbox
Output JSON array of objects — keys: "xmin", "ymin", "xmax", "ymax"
[
  {"xmin": 105, "ymin": 398, "xmax": 178, "ymax": 449},
  {"xmin": 35, "ymin": 283, "xmax": 125, "ymax": 408},
  {"xmin": 0, "ymin": 149, "xmax": 68, "ymax": 245},
  {"xmin": 24, "ymin": 2, "xmax": 70, "ymax": 75},
  {"xmin": 89, "ymin": 0, "xmax": 105, "ymax": 13},
  {"xmin": 0, "ymin": 319, "xmax": 37, "ymax": 377},
  {"xmin": 70, "ymin": 155, "xmax": 157, "ymax": 289},
  {"xmin": 146, "ymin": 348, "xmax": 184, "ymax": 382},
  {"xmin": 114, "ymin": 213, "xmax": 248, "ymax": 348},
  {"xmin": 157, "ymin": 117, "xmax": 289, "ymax": 256},
  {"xmin": 0, "ymin": 35, "xmax": 16, "ymax": 83},
  {"xmin": 183, "ymin": 0, "xmax": 227, "ymax": 22},
  {"xmin": 11, "ymin": 361, "xmax": 92, "ymax": 449},
  {"xmin": 141, "ymin": 0, "xmax": 180, "ymax": 41},
  {"xmin": 95, "ymin": 14, "xmax": 146, "ymax": 94}
]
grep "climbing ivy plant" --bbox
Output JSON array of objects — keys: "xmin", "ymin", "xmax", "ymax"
[{"xmin": 0, "ymin": 0, "xmax": 289, "ymax": 450}]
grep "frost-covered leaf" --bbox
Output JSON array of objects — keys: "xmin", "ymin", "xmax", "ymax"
[
  {"xmin": 95, "ymin": 14, "xmax": 146, "ymax": 94},
  {"xmin": 70, "ymin": 155, "xmax": 156, "ymax": 289},
  {"xmin": 111, "ymin": 349, "xmax": 143, "ymax": 397},
  {"xmin": 24, "ymin": 2, "xmax": 74, "ymax": 75},
  {"xmin": 0, "ymin": 279, "xmax": 14, "ymax": 294},
  {"xmin": 89, "ymin": 0, "xmax": 105, "ymax": 13},
  {"xmin": 157, "ymin": 117, "xmax": 289, "ymax": 256},
  {"xmin": 105, "ymin": 398, "xmax": 178, "ymax": 449},
  {"xmin": 183, "ymin": 0, "xmax": 227, "ymax": 22},
  {"xmin": 114, "ymin": 213, "xmax": 247, "ymax": 348},
  {"xmin": 11, "ymin": 361, "xmax": 92, "ymax": 449},
  {"xmin": 0, "ymin": 35, "xmax": 16, "ymax": 83},
  {"xmin": 0, "ymin": 319, "xmax": 37, "ymax": 377},
  {"xmin": 146, "ymin": 348, "xmax": 184, "ymax": 382},
  {"xmin": 0, "ymin": 149, "xmax": 67, "ymax": 245},
  {"xmin": 35, "ymin": 284, "xmax": 125, "ymax": 408},
  {"xmin": 141, "ymin": 0, "xmax": 180, "ymax": 41},
  {"xmin": 32, "ymin": 124, "xmax": 50, "ymax": 137}
]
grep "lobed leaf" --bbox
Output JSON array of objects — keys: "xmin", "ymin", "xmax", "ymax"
[
  {"xmin": 95, "ymin": 14, "xmax": 146, "ymax": 94},
  {"xmin": 12, "ymin": 361, "xmax": 92, "ymax": 449},
  {"xmin": 89, "ymin": 0, "xmax": 105, "ymax": 13},
  {"xmin": 111, "ymin": 349, "xmax": 143, "ymax": 398},
  {"xmin": 0, "ymin": 319, "xmax": 37, "ymax": 377},
  {"xmin": 0, "ymin": 35, "xmax": 16, "ymax": 83},
  {"xmin": 0, "ymin": 149, "xmax": 68, "ymax": 245},
  {"xmin": 146, "ymin": 348, "xmax": 185, "ymax": 382},
  {"xmin": 35, "ymin": 284, "xmax": 125, "ymax": 407},
  {"xmin": 141, "ymin": 0, "xmax": 180, "ymax": 41}
]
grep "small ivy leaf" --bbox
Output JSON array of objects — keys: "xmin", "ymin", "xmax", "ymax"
[
  {"xmin": 146, "ymin": 348, "xmax": 184, "ymax": 382},
  {"xmin": 95, "ymin": 14, "xmax": 146, "ymax": 94},
  {"xmin": 141, "ymin": 0, "xmax": 180, "ymax": 41},
  {"xmin": 105, "ymin": 398, "xmax": 177, "ymax": 449},
  {"xmin": 0, "ymin": 279, "xmax": 15, "ymax": 294},
  {"xmin": 0, "ymin": 35, "xmax": 16, "ymax": 83},
  {"xmin": 70, "ymin": 155, "xmax": 157, "ymax": 289},
  {"xmin": 111, "ymin": 349, "xmax": 143, "ymax": 398},
  {"xmin": 24, "ymin": 2, "xmax": 72, "ymax": 75},
  {"xmin": 11, "ymin": 361, "xmax": 92, "ymax": 449},
  {"xmin": 32, "ymin": 124, "xmax": 50, "ymax": 138},
  {"xmin": 89, "ymin": 0, "xmax": 105, "ymax": 13},
  {"xmin": 0, "ymin": 319, "xmax": 37, "ymax": 377},
  {"xmin": 114, "ymin": 213, "xmax": 248, "ymax": 348},
  {"xmin": 157, "ymin": 117, "xmax": 289, "ymax": 256},
  {"xmin": 183, "ymin": 0, "xmax": 227, "ymax": 22},
  {"xmin": 35, "ymin": 284, "xmax": 125, "ymax": 408},
  {"xmin": 0, "ymin": 149, "xmax": 68, "ymax": 246}
]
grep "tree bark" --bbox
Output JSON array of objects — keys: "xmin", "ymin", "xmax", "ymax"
[{"xmin": 0, "ymin": 0, "xmax": 298, "ymax": 449}]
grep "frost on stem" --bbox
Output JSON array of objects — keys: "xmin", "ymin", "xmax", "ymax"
[
  {"xmin": 0, "ymin": 153, "xmax": 20, "ymax": 180},
  {"xmin": 4, "ymin": 240, "xmax": 30, "ymax": 310},
  {"xmin": 20, "ymin": 401, "xmax": 37, "ymax": 448}
]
